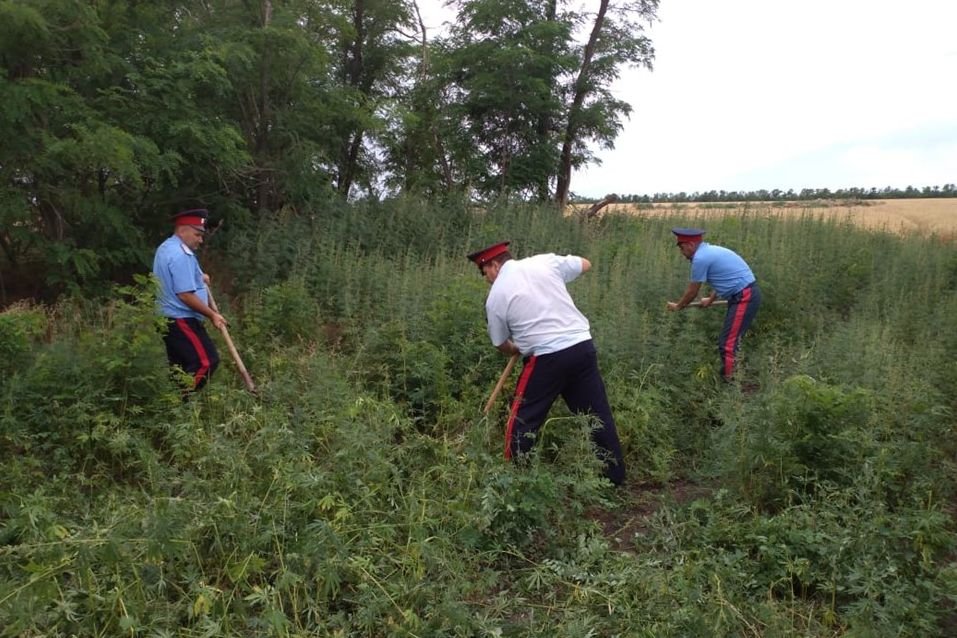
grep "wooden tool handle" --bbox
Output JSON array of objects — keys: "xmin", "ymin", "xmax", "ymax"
[
  {"xmin": 207, "ymin": 287, "xmax": 258, "ymax": 394},
  {"xmin": 483, "ymin": 353, "xmax": 519, "ymax": 414},
  {"xmin": 687, "ymin": 299, "xmax": 729, "ymax": 307}
]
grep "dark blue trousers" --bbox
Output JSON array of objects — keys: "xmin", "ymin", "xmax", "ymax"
[
  {"xmin": 504, "ymin": 339, "xmax": 625, "ymax": 485},
  {"xmin": 163, "ymin": 317, "xmax": 220, "ymax": 391},
  {"xmin": 718, "ymin": 282, "xmax": 761, "ymax": 380}
]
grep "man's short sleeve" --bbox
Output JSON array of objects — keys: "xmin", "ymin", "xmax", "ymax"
[
  {"xmin": 690, "ymin": 249, "xmax": 712, "ymax": 283},
  {"xmin": 486, "ymin": 303, "xmax": 510, "ymax": 348},
  {"xmin": 556, "ymin": 254, "xmax": 584, "ymax": 282},
  {"xmin": 167, "ymin": 252, "xmax": 199, "ymax": 294}
]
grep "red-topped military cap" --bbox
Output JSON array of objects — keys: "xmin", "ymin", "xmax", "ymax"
[
  {"xmin": 467, "ymin": 241, "xmax": 510, "ymax": 271},
  {"xmin": 171, "ymin": 208, "xmax": 209, "ymax": 231},
  {"xmin": 671, "ymin": 227, "xmax": 705, "ymax": 244}
]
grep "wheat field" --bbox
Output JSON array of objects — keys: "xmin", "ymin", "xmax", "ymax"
[{"xmin": 592, "ymin": 198, "xmax": 957, "ymax": 238}]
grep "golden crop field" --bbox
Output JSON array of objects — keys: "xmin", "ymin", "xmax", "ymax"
[{"xmin": 592, "ymin": 198, "xmax": 957, "ymax": 238}]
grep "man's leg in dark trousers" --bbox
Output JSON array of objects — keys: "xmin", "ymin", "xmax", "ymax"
[
  {"xmin": 718, "ymin": 284, "xmax": 761, "ymax": 380},
  {"xmin": 504, "ymin": 355, "xmax": 562, "ymax": 460},
  {"xmin": 505, "ymin": 341, "xmax": 626, "ymax": 485},
  {"xmin": 560, "ymin": 342, "xmax": 626, "ymax": 486},
  {"xmin": 163, "ymin": 318, "xmax": 220, "ymax": 392}
]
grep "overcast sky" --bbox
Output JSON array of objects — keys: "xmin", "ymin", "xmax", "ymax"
[{"xmin": 419, "ymin": 0, "xmax": 957, "ymax": 197}]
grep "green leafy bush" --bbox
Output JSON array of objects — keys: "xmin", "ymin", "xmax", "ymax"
[
  {"xmin": 352, "ymin": 321, "xmax": 452, "ymax": 424},
  {"xmin": 0, "ymin": 276, "xmax": 171, "ymax": 471},
  {"xmin": 713, "ymin": 375, "xmax": 873, "ymax": 510},
  {"xmin": 242, "ymin": 277, "xmax": 321, "ymax": 343},
  {"xmin": 0, "ymin": 302, "xmax": 46, "ymax": 388}
]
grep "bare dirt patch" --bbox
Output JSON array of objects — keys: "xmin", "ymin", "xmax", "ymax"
[
  {"xmin": 588, "ymin": 479, "xmax": 713, "ymax": 553},
  {"xmin": 587, "ymin": 199, "xmax": 957, "ymax": 238}
]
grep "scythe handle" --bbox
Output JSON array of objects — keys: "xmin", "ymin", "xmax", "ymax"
[
  {"xmin": 483, "ymin": 353, "xmax": 519, "ymax": 414},
  {"xmin": 206, "ymin": 287, "xmax": 258, "ymax": 394}
]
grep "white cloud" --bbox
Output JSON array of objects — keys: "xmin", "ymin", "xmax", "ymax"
[
  {"xmin": 732, "ymin": 125, "xmax": 957, "ymax": 192},
  {"xmin": 573, "ymin": 0, "xmax": 957, "ymax": 196},
  {"xmin": 415, "ymin": 0, "xmax": 957, "ymax": 197}
]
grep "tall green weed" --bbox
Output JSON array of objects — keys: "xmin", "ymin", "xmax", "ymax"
[{"xmin": 0, "ymin": 302, "xmax": 46, "ymax": 391}]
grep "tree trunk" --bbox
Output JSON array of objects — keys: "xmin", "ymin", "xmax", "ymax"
[
  {"xmin": 337, "ymin": 0, "xmax": 366, "ymax": 198},
  {"xmin": 535, "ymin": 0, "xmax": 559, "ymax": 202},
  {"xmin": 555, "ymin": 0, "xmax": 610, "ymax": 212},
  {"xmin": 338, "ymin": 133, "xmax": 363, "ymax": 198},
  {"xmin": 256, "ymin": 0, "xmax": 273, "ymax": 210},
  {"xmin": 580, "ymin": 193, "xmax": 619, "ymax": 219},
  {"xmin": 412, "ymin": 1, "xmax": 454, "ymax": 190}
]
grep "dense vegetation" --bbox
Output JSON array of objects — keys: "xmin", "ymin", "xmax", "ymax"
[
  {"xmin": 3, "ymin": 3, "xmax": 956, "ymax": 635},
  {"xmin": 2, "ymin": 201, "xmax": 956, "ymax": 636},
  {"xmin": 0, "ymin": 0, "xmax": 658, "ymax": 297}
]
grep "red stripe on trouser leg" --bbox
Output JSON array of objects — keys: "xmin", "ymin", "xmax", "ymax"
[
  {"xmin": 722, "ymin": 287, "xmax": 752, "ymax": 378},
  {"xmin": 176, "ymin": 318, "xmax": 211, "ymax": 388},
  {"xmin": 504, "ymin": 356, "xmax": 537, "ymax": 460}
]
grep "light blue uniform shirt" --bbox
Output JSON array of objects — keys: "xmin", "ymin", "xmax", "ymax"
[
  {"xmin": 690, "ymin": 243, "xmax": 755, "ymax": 298},
  {"xmin": 485, "ymin": 254, "xmax": 591, "ymax": 356},
  {"xmin": 152, "ymin": 235, "xmax": 209, "ymax": 320}
]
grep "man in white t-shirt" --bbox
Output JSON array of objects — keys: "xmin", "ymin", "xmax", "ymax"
[{"xmin": 468, "ymin": 241, "xmax": 625, "ymax": 485}]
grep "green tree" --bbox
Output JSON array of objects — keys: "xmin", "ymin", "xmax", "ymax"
[
  {"xmin": 423, "ymin": 0, "xmax": 656, "ymax": 205},
  {"xmin": 554, "ymin": 0, "xmax": 658, "ymax": 209},
  {"xmin": 0, "ymin": 0, "xmax": 267, "ymax": 291},
  {"xmin": 380, "ymin": 4, "xmax": 458, "ymax": 197},
  {"xmin": 326, "ymin": 0, "xmax": 418, "ymax": 198},
  {"xmin": 0, "ymin": 0, "xmax": 171, "ymax": 289},
  {"xmin": 443, "ymin": 0, "xmax": 575, "ymax": 200},
  {"xmin": 193, "ymin": 0, "xmax": 342, "ymax": 212}
]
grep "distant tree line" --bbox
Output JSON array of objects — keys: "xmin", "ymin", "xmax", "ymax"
[
  {"xmin": 0, "ymin": 0, "xmax": 659, "ymax": 294},
  {"xmin": 577, "ymin": 184, "xmax": 957, "ymax": 204}
]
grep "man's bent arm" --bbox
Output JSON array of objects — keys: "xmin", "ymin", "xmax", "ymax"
[
  {"xmin": 177, "ymin": 291, "xmax": 227, "ymax": 329},
  {"xmin": 667, "ymin": 282, "xmax": 702, "ymax": 311}
]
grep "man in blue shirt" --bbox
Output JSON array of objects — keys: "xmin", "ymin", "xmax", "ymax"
[
  {"xmin": 152, "ymin": 209, "xmax": 226, "ymax": 393},
  {"xmin": 468, "ymin": 241, "xmax": 625, "ymax": 486},
  {"xmin": 667, "ymin": 228, "xmax": 761, "ymax": 381}
]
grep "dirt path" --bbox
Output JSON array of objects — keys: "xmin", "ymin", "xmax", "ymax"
[{"xmin": 589, "ymin": 480, "xmax": 713, "ymax": 553}]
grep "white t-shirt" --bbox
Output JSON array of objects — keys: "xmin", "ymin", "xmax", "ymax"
[{"xmin": 485, "ymin": 254, "xmax": 591, "ymax": 356}]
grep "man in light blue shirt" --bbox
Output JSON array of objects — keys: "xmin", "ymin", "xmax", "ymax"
[
  {"xmin": 152, "ymin": 209, "xmax": 226, "ymax": 393},
  {"xmin": 468, "ymin": 241, "xmax": 625, "ymax": 485},
  {"xmin": 667, "ymin": 227, "xmax": 761, "ymax": 381}
]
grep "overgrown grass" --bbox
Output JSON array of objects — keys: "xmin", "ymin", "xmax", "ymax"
[{"xmin": 1, "ymin": 200, "xmax": 955, "ymax": 636}]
